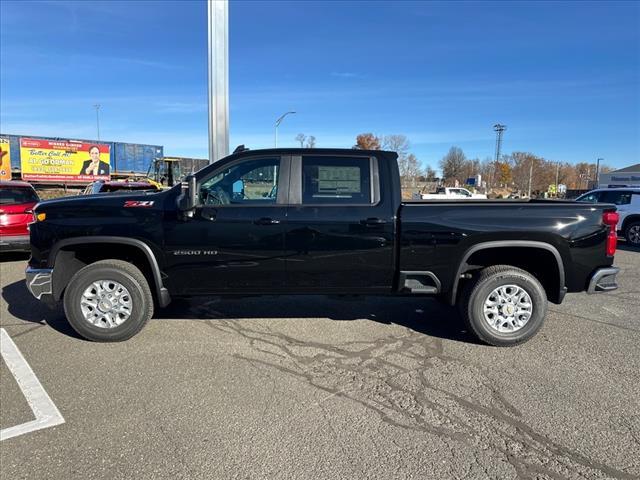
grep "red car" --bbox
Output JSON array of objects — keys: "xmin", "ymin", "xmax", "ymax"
[{"xmin": 0, "ymin": 181, "xmax": 40, "ymax": 252}]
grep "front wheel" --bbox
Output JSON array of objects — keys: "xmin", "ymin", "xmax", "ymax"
[
  {"xmin": 63, "ymin": 259, "xmax": 154, "ymax": 342},
  {"xmin": 459, "ymin": 265, "xmax": 547, "ymax": 347}
]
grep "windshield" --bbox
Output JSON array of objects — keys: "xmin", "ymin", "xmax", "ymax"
[{"xmin": 0, "ymin": 187, "xmax": 39, "ymax": 205}]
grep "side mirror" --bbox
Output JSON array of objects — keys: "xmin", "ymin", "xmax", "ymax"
[{"xmin": 178, "ymin": 174, "xmax": 198, "ymax": 218}]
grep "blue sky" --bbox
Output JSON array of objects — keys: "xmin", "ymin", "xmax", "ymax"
[{"xmin": 0, "ymin": 0, "xmax": 638, "ymax": 171}]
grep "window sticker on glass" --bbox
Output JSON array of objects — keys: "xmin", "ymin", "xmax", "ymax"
[{"xmin": 318, "ymin": 166, "xmax": 361, "ymax": 195}]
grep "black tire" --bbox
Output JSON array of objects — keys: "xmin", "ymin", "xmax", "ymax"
[
  {"xmin": 63, "ymin": 259, "xmax": 153, "ymax": 342},
  {"xmin": 459, "ymin": 265, "xmax": 547, "ymax": 347},
  {"xmin": 624, "ymin": 221, "xmax": 640, "ymax": 247}
]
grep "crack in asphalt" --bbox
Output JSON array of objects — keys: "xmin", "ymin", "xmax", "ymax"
[
  {"xmin": 204, "ymin": 318, "xmax": 636, "ymax": 480},
  {"xmin": 548, "ymin": 308, "xmax": 640, "ymax": 333}
]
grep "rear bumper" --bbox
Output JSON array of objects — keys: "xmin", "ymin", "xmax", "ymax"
[
  {"xmin": 25, "ymin": 267, "xmax": 55, "ymax": 303},
  {"xmin": 587, "ymin": 267, "xmax": 619, "ymax": 294},
  {"xmin": 0, "ymin": 234, "xmax": 30, "ymax": 252}
]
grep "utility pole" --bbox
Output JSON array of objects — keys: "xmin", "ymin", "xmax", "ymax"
[
  {"xmin": 492, "ymin": 124, "xmax": 506, "ymax": 188},
  {"xmin": 595, "ymin": 158, "xmax": 603, "ymax": 188},
  {"xmin": 93, "ymin": 104, "xmax": 101, "ymax": 141},
  {"xmin": 207, "ymin": 0, "xmax": 229, "ymax": 163},
  {"xmin": 274, "ymin": 111, "xmax": 296, "ymax": 147},
  {"xmin": 555, "ymin": 162, "xmax": 560, "ymax": 197},
  {"xmin": 528, "ymin": 157, "xmax": 533, "ymax": 198}
]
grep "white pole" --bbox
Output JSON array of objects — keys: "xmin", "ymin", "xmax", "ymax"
[
  {"xmin": 207, "ymin": 0, "xmax": 229, "ymax": 163},
  {"xmin": 94, "ymin": 104, "xmax": 101, "ymax": 141},
  {"xmin": 274, "ymin": 111, "xmax": 296, "ymax": 148}
]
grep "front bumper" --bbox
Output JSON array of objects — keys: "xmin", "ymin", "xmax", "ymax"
[
  {"xmin": 0, "ymin": 234, "xmax": 30, "ymax": 252},
  {"xmin": 587, "ymin": 267, "xmax": 620, "ymax": 294},
  {"xmin": 25, "ymin": 267, "xmax": 54, "ymax": 302}
]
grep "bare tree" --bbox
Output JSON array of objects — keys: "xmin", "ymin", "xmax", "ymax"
[
  {"xmin": 295, "ymin": 133, "xmax": 306, "ymax": 148},
  {"xmin": 423, "ymin": 165, "xmax": 437, "ymax": 181},
  {"xmin": 439, "ymin": 146, "xmax": 467, "ymax": 184},
  {"xmin": 354, "ymin": 133, "xmax": 381, "ymax": 150},
  {"xmin": 305, "ymin": 136, "xmax": 316, "ymax": 148},
  {"xmin": 382, "ymin": 135, "xmax": 410, "ymax": 158},
  {"xmin": 400, "ymin": 153, "xmax": 423, "ymax": 187}
]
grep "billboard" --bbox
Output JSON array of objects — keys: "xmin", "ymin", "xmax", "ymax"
[
  {"xmin": 20, "ymin": 138, "xmax": 111, "ymax": 183},
  {"xmin": 0, "ymin": 138, "xmax": 11, "ymax": 181}
]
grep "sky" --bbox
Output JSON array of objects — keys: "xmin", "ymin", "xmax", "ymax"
[{"xmin": 0, "ymin": 0, "xmax": 639, "ymax": 171}]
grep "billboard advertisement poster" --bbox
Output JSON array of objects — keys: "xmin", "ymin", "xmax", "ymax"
[
  {"xmin": 20, "ymin": 138, "xmax": 111, "ymax": 183},
  {"xmin": 0, "ymin": 138, "xmax": 11, "ymax": 181}
]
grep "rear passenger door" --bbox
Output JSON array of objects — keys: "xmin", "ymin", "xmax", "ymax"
[{"xmin": 283, "ymin": 154, "xmax": 395, "ymax": 292}]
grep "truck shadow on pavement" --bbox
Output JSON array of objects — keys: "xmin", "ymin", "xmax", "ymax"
[
  {"xmin": 157, "ymin": 295, "xmax": 477, "ymax": 345},
  {"xmin": 2, "ymin": 279, "xmax": 475, "ymax": 344},
  {"xmin": 1, "ymin": 279, "xmax": 84, "ymax": 339}
]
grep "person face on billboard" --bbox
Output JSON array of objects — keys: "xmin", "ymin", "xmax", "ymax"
[{"xmin": 81, "ymin": 146, "xmax": 110, "ymax": 176}]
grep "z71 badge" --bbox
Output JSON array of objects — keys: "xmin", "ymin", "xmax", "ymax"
[{"xmin": 124, "ymin": 200, "xmax": 154, "ymax": 208}]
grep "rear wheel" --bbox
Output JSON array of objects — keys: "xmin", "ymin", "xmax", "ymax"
[
  {"xmin": 63, "ymin": 259, "xmax": 153, "ymax": 342},
  {"xmin": 625, "ymin": 221, "xmax": 640, "ymax": 247},
  {"xmin": 459, "ymin": 265, "xmax": 547, "ymax": 347}
]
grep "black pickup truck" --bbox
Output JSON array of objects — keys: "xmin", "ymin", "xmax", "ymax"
[{"xmin": 26, "ymin": 148, "xmax": 620, "ymax": 346}]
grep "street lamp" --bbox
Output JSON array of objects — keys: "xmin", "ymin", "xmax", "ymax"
[
  {"xmin": 93, "ymin": 104, "xmax": 101, "ymax": 141},
  {"xmin": 274, "ymin": 111, "xmax": 296, "ymax": 147},
  {"xmin": 595, "ymin": 158, "xmax": 603, "ymax": 188}
]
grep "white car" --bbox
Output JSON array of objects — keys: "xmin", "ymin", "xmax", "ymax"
[
  {"xmin": 576, "ymin": 187, "xmax": 640, "ymax": 246},
  {"xmin": 419, "ymin": 187, "xmax": 487, "ymax": 200}
]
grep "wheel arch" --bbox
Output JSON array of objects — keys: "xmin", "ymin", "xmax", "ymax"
[
  {"xmin": 49, "ymin": 236, "xmax": 170, "ymax": 307},
  {"xmin": 448, "ymin": 240, "xmax": 566, "ymax": 306},
  {"xmin": 621, "ymin": 214, "xmax": 640, "ymax": 232}
]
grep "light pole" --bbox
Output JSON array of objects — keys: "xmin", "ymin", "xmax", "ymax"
[
  {"xmin": 207, "ymin": 0, "xmax": 229, "ymax": 163},
  {"xmin": 595, "ymin": 158, "xmax": 603, "ymax": 188},
  {"xmin": 93, "ymin": 104, "xmax": 101, "ymax": 141},
  {"xmin": 274, "ymin": 111, "xmax": 296, "ymax": 147}
]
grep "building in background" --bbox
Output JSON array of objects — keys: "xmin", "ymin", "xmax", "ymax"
[{"xmin": 598, "ymin": 164, "xmax": 640, "ymax": 188}]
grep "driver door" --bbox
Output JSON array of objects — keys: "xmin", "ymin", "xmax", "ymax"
[{"xmin": 163, "ymin": 155, "xmax": 289, "ymax": 294}]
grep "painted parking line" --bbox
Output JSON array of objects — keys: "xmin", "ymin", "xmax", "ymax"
[{"xmin": 0, "ymin": 328, "xmax": 64, "ymax": 441}]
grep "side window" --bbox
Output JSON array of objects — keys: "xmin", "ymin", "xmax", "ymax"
[
  {"xmin": 600, "ymin": 191, "xmax": 631, "ymax": 205},
  {"xmin": 302, "ymin": 156, "xmax": 372, "ymax": 204},
  {"xmin": 576, "ymin": 192, "xmax": 600, "ymax": 202},
  {"xmin": 200, "ymin": 157, "xmax": 280, "ymax": 206}
]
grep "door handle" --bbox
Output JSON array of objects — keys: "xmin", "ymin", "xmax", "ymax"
[
  {"xmin": 254, "ymin": 217, "xmax": 281, "ymax": 225},
  {"xmin": 201, "ymin": 210, "xmax": 217, "ymax": 221},
  {"xmin": 360, "ymin": 217, "xmax": 387, "ymax": 226}
]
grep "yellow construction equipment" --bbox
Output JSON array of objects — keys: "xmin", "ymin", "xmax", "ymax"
[{"xmin": 145, "ymin": 157, "xmax": 182, "ymax": 189}]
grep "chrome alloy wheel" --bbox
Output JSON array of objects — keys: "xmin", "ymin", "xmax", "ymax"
[
  {"xmin": 629, "ymin": 225, "xmax": 640, "ymax": 245},
  {"xmin": 80, "ymin": 280, "xmax": 132, "ymax": 328},
  {"xmin": 483, "ymin": 284, "xmax": 533, "ymax": 333}
]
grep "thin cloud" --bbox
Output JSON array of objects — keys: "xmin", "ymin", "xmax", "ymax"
[{"xmin": 331, "ymin": 72, "xmax": 360, "ymax": 79}]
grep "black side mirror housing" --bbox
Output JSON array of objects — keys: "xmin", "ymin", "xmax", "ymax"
[{"xmin": 178, "ymin": 174, "xmax": 198, "ymax": 218}]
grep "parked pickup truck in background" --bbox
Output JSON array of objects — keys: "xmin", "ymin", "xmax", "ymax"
[
  {"xmin": 26, "ymin": 148, "xmax": 620, "ymax": 346},
  {"xmin": 418, "ymin": 187, "xmax": 488, "ymax": 200}
]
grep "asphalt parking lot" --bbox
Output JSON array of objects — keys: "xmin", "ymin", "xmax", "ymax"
[{"xmin": 1, "ymin": 247, "xmax": 639, "ymax": 480}]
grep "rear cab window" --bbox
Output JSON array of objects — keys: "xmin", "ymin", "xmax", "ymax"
[
  {"xmin": 0, "ymin": 186, "xmax": 39, "ymax": 204},
  {"xmin": 301, "ymin": 156, "xmax": 376, "ymax": 205}
]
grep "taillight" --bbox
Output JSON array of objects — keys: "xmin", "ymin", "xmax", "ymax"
[{"xmin": 603, "ymin": 211, "xmax": 619, "ymax": 256}]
